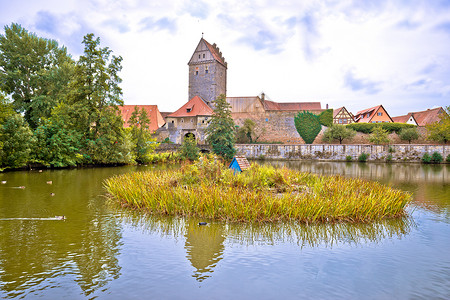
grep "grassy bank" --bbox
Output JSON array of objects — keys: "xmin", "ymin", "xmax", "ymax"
[{"xmin": 104, "ymin": 155, "xmax": 411, "ymax": 223}]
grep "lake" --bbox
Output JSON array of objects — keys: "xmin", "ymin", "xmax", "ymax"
[{"xmin": 0, "ymin": 162, "xmax": 449, "ymax": 299}]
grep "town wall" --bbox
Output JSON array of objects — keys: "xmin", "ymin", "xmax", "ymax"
[{"xmin": 235, "ymin": 144, "xmax": 450, "ymax": 162}]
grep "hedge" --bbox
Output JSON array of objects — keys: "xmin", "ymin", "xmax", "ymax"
[{"xmin": 346, "ymin": 122, "xmax": 416, "ymax": 134}]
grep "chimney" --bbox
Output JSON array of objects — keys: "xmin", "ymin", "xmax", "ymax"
[
  {"xmin": 261, "ymin": 92, "xmax": 265, "ymax": 101},
  {"xmin": 326, "ymin": 103, "xmax": 329, "ymax": 109}
]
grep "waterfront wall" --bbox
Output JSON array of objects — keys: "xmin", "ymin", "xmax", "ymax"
[{"xmin": 235, "ymin": 144, "xmax": 450, "ymax": 162}]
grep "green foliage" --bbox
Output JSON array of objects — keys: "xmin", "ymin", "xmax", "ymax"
[
  {"xmin": 368, "ymin": 126, "xmax": 390, "ymax": 145},
  {"xmin": 128, "ymin": 106, "xmax": 158, "ymax": 163},
  {"xmin": 294, "ymin": 111, "xmax": 322, "ymax": 144},
  {"xmin": 236, "ymin": 118, "xmax": 266, "ymax": 143},
  {"xmin": 0, "ymin": 113, "xmax": 35, "ymax": 168},
  {"xmin": 358, "ymin": 153, "xmax": 368, "ymax": 162},
  {"xmin": 0, "ymin": 23, "xmax": 74, "ymax": 129},
  {"xmin": 399, "ymin": 127, "xmax": 419, "ymax": 144},
  {"xmin": 446, "ymin": 154, "xmax": 450, "ymax": 162},
  {"xmin": 421, "ymin": 153, "xmax": 431, "ymax": 163},
  {"xmin": 205, "ymin": 94, "xmax": 236, "ymax": 160},
  {"xmin": 146, "ymin": 152, "xmax": 182, "ymax": 164},
  {"xmin": 318, "ymin": 109, "xmax": 333, "ymax": 127},
  {"xmin": 431, "ymin": 152, "xmax": 443, "ymax": 163},
  {"xmin": 388, "ymin": 146, "xmax": 395, "ymax": 153},
  {"xmin": 179, "ymin": 135, "xmax": 200, "ymax": 161},
  {"xmin": 346, "ymin": 155, "xmax": 352, "ymax": 161},
  {"xmin": 386, "ymin": 154, "xmax": 393, "ymax": 162},
  {"xmin": 347, "ymin": 122, "xmax": 416, "ymax": 134},
  {"xmin": 323, "ymin": 124, "xmax": 356, "ymax": 144},
  {"xmin": 426, "ymin": 106, "xmax": 450, "ymax": 144}
]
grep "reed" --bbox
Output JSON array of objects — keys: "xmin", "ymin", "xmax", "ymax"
[{"xmin": 104, "ymin": 155, "xmax": 411, "ymax": 223}]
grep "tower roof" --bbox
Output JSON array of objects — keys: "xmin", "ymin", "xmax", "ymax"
[{"xmin": 188, "ymin": 38, "xmax": 227, "ymax": 68}]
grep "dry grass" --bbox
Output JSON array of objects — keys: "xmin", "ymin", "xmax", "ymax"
[{"xmin": 104, "ymin": 155, "xmax": 411, "ymax": 223}]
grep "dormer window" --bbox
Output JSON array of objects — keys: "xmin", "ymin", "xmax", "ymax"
[{"xmin": 187, "ymin": 108, "xmax": 191, "ymax": 113}]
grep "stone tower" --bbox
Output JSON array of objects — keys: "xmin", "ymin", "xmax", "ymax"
[{"xmin": 188, "ymin": 38, "xmax": 227, "ymax": 106}]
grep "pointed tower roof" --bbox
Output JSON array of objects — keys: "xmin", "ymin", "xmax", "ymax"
[{"xmin": 188, "ymin": 38, "xmax": 227, "ymax": 68}]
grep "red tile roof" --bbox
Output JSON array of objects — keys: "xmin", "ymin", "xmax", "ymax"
[
  {"xmin": 354, "ymin": 105, "xmax": 393, "ymax": 123},
  {"xmin": 118, "ymin": 105, "xmax": 165, "ymax": 131},
  {"xmin": 409, "ymin": 107, "xmax": 446, "ymax": 126},
  {"xmin": 391, "ymin": 114, "xmax": 412, "ymax": 123},
  {"xmin": 167, "ymin": 96, "xmax": 213, "ymax": 118},
  {"xmin": 333, "ymin": 107, "xmax": 344, "ymax": 118}
]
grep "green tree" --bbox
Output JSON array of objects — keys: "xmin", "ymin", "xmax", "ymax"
[
  {"xmin": 318, "ymin": 109, "xmax": 333, "ymax": 127},
  {"xmin": 205, "ymin": 94, "xmax": 236, "ymax": 159},
  {"xmin": 66, "ymin": 33, "xmax": 131, "ymax": 164},
  {"xmin": 0, "ymin": 23, "xmax": 74, "ymax": 129},
  {"xmin": 128, "ymin": 106, "xmax": 158, "ymax": 163},
  {"xmin": 426, "ymin": 106, "xmax": 450, "ymax": 144},
  {"xmin": 368, "ymin": 126, "xmax": 390, "ymax": 145},
  {"xmin": 236, "ymin": 118, "xmax": 266, "ymax": 143},
  {"xmin": 398, "ymin": 127, "xmax": 419, "ymax": 144},
  {"xmin": 179, "ymin": 135, "xmax": 200, "ymax": 161},
  {"xmin": 323, "ymin": 124, "xmax": 356, "ymax": 144},
  {"xmin": 294, "ymin": 111, "xmax": 322, "ymax": 144},
  {"xmin": 0, "ymin": 113, "xmax": 35, "ymax": 168}
]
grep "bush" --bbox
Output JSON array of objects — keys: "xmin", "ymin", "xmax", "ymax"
[
  {"xmin": 358, "ymin": 153, "xmax": 368, "ymax": 162},
  {"xmin": 388, "ymin": 146, "xmax": 395, "ymax": 153},
  {"xmin": 368, "ymin": 126, "xmax": 390, "ymax": 145},
  {"xmin": 431, "ymin": 152, "xmax": 443, "ymax": 163},
  {"xmin": 346, "ymin": 155, "xmax": 352, "ymax": 162},
  {"xmin": 386, "ymin": 154, "xmax": 393, "ymax": 162},
  {"xmin": 346, "ymin": 123, "xmax": 416, "ymax": 134},
  {"xmin": 447, "ymin": 154, "xmax": 450, "ymax": 163},
  {"xmin": 294, "ymin": 111, "xmax": 322, "ymax": 144},
  {"xmin": 318, "ymin": 109, "xmax": 333, "ymax": 127},
  {"xmin": 422, "ymin": 153, "xmax": 431, "ymax": 164},
  {"xmin": 179, "ymin": 136, "xmax": 200, "ymax": 161},
  {"xmin": 399, "ymin": 127, "xmax": 419, "ymax": 144}
]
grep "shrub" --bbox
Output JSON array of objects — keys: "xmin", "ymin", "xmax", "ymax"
[
  {"xmin": 294, "ymin": 111, "xmax": 322, "ymax": 144},
  {"xmin": 431, "ymin": 152, "xmax": 443, "ymax": 163},
  {"xmin": 388, "ymin": 146, "xmax": 395, "ymax": 153},
  {"xmin": 318, "ymin": 109, "xmax": 333, "ymax": 127},
  {"xmin": 368, "ymin": 126, "xmax": 390, "ymax": 145},
  {"xmin": 346, "ymin": 155, "xmax": 352, "ymax": 162},
  {"xmin": 346, "ymin": 123, "xmax": 416, "ymax": 134},
  {"xmin": 381, "ymin": 123, "xmax": 416, "ymax": 134},
  {"xmin": 323, "ymin": 125, "xmax": 356, "ymax": 144},
  {"xmin": 399, "ymin": 127, "xmax": 419, "ymax": 144},
  {"xmin": 447, "ymin": 154, "xmax": 450, "ymax": 163},
  {"xmin": 179, "ymin": 136, "xmax": 200, "ymax": 161},
  {"xmin": 422, "ymin": 153, "xmax": 431, "ymax": 164},
  {"xmin": 386, "ymin": 154, "xmax": 393, "ymax": 162},
  {"xmin": 358, "ymin": 153, "xmax": 368, "ymax": 162}
]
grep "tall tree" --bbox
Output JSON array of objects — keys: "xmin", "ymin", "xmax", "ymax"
[
  {"xmin": 65, "ymin": 33, "xmax": 131, "ymax": 164},
  {"xmin": 0, "ymin": 23, "xmax": 74, "ymax": 129},
  {"xmin": 128, "ymin": 106, "xmax": 158, "ymax": 163},
  {"xmin": 205, "ymin": 94, "xmax": 236, "ymax": 159}
]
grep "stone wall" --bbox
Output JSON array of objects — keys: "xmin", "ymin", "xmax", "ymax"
[{"xmin": 235, "ymin": 144, "xmax": 450, "ymax": 162}]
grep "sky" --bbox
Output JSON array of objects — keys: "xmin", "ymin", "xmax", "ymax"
[{"xmin": 0, "ymin": 0, "xmax": 449, "ymax": 116}]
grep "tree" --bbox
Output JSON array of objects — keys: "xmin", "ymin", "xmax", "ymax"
[
  {"xmin": 0, "ymin": 113, "xmax": 35, "ymax": 168},
  {"xmin": 323, "ymin": 125, "xmax": 356, "ymax": 144},
  {"xmin": 128, "ymin": 106, "xmax": 158, "ymax": 163},
  {"xmin": 179, "ymin": 135, "xmax": 199, "ymax": 161},
  {"xmin": 398, "ymin": 127, "xmax": 419, "ymax": 144},
  {"xmin": 368, "ymin": 126, "xmax": 390, "ymax": 145},
  {"xmin": 0, "ymin": 23, "xmax": 74, "ymax": 129},
  {"xmin": 426, "ymin": 106, "xmax": 450, "ymax": 144},
  {"xmin": 205, "ymin": 94, "xmax": 236, "ymax": 159},
  {"xmin": 65, "ymin": 33, "xmax": 131, "ymax": 164},
  {"xmin": 318, "ymin": 109, "xmax": 333, "ymax": 127},
  {"xmin": 236, "ymin": 118, "xmax": 266, "ymax": 143},
  {"xmin": 294, "ymin": 111, "xmax": 322, "ymax": 144}
]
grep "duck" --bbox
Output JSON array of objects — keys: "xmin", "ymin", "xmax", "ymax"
[{"xmin": 198, "ymin": 222, "xmax": 208, "ymax": 226}]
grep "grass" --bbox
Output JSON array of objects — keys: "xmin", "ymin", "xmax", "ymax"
[{"xmin": 104, "ymin": 155, "xmax": 411, "ymax": 223}]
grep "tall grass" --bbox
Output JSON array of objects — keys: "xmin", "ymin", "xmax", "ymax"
[{"xmin": 104, "ymin": 155, "xmax": 411, "ymax": 223}]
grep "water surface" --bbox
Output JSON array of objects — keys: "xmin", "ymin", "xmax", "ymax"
[{"xmin": 0, "ymin": 162, "xmax": 449, "ymax": 299}]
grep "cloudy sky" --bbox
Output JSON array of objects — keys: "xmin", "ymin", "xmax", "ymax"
[{"xmin": 0, "ymin": 0, "xmax": 449, "ymax": 116}]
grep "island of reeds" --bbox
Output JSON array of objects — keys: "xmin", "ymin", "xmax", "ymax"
[{"xmin": 104, "ymin": 155, "xmax": 412, "ymax": 223}]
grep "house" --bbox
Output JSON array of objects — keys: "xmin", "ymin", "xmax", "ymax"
[
  {"xmin": 164, "ymin": 95, "xmax": 213, "ymax": 144},
  {"xmin": 392, "ymin": 107, "xmax": 446, "ymax": 126},
  {"xmin": 229, "ymin": 156, "xmax": 250, "ymax": 173},
  {"xmin": 354, "ymin": 105, "xmax": 393, "ymax": 123},
  {"xmin": 118, "ymin": 105, "xmax": 165, "ymax": 131},
  {"xmin": 333, "ymin": 107, "xmax": 355, "ymax": 124},
  {"xmin": 392, "ymin": 113, "xmax": 418, "ymax": 125}
]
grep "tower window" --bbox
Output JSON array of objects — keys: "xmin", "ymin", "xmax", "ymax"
[
  {"xmin": 195, "ymin": 67, "xmax": 199, "ymax": 76},
  {"xmin": 203, "ymin": 54, "xmax": 205, "ymax": 58},
  {"xmin": 205, "ymin": 66, "xmax": 208, "ymax": 74},
  {"xmin": 198, "ymin": 54, "xmax": 200, "ymax": 59}
]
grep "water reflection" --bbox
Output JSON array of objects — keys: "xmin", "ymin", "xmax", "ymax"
[{"xmin": 0, "ymin": 167, "xmax": 136, "ymax": 298}]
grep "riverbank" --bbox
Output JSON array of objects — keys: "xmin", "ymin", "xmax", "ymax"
[
  {"xmin": 236, "ymin": 144, "xmax": 450, "ymax": 162},
  {"xmin": 104, "ymin": 155, "xmax": 411, "ymax": 223}
]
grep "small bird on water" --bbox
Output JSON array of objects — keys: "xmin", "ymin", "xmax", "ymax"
[{"xmin": 198, "ymin": 222, "xmax": 208, "ymax": 226}]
